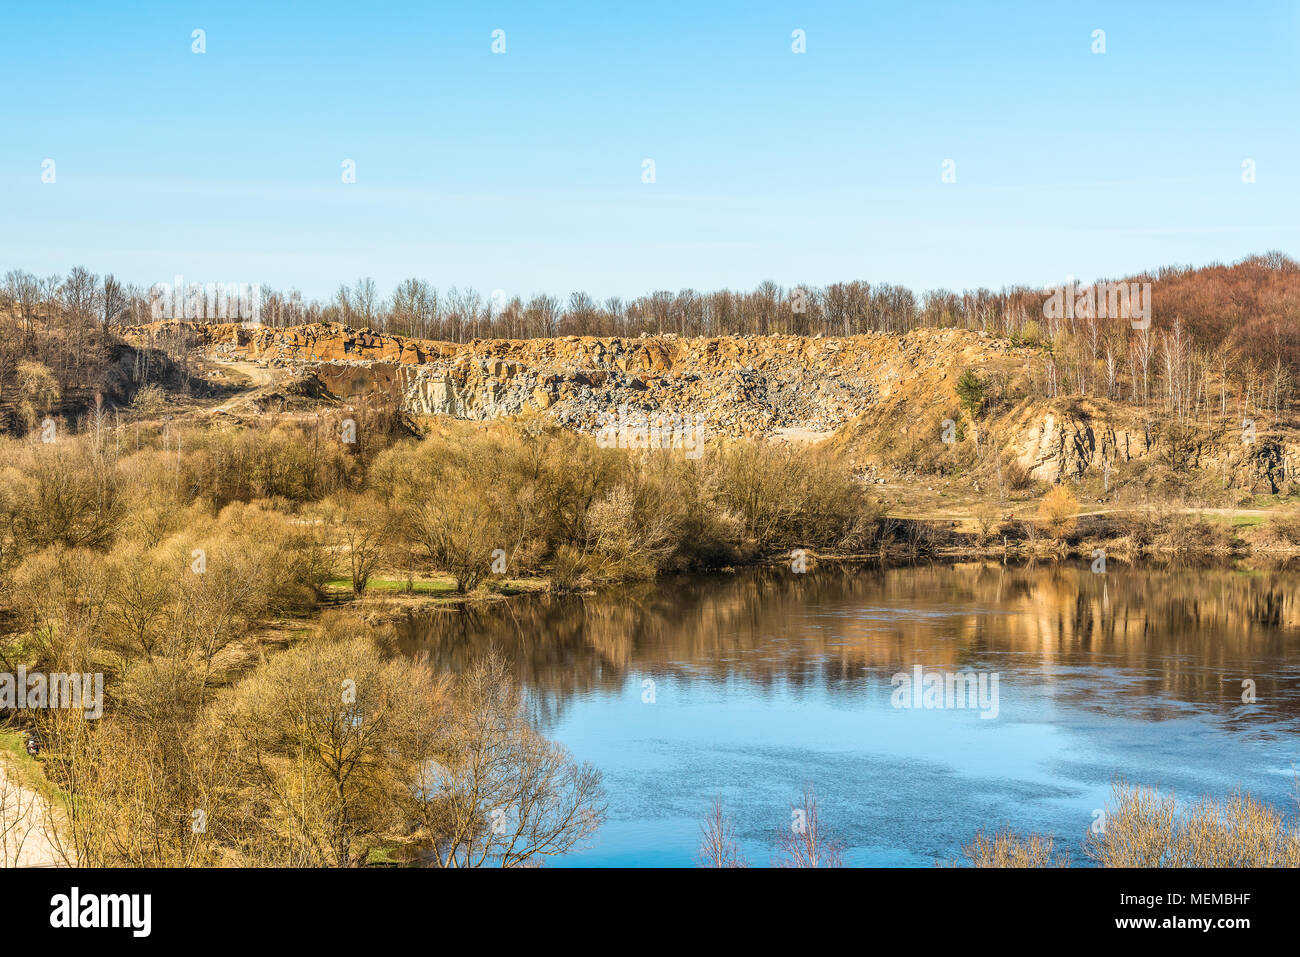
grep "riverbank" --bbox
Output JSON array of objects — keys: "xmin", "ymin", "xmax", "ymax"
[{"xmin": 11, "ymin": 557, "xmax": 1300, "ymax": 867}]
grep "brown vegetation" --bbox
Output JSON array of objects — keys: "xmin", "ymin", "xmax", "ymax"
[
  {"xmin": 1037, "ymin": 485, "xmax": 1079, "ymax": 541},
  {"xmin": 1084, "ymin": 783, "xmax": 1300, "ymax": 868},
  {"xmin": 0, "ymin": 400, "xmax": 878, "ymax": 865},
  {"xmin": 961, "ymin": 830, "xmax": 1066, "ymax": 868},
  {"xmin": 960, "ymin": 783, "xmax": 1300, "ymax": 868}
]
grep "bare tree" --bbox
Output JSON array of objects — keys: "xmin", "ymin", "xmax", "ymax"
[
  {"xmin": 325, "ymin": 493, "xmax": 392, "ymax": 595},
  {"xmin": 102, "ymin": 274, "xmax": 130, "ymax": 325},
  {"xmin": 352, "ymin": 277, "xmax": 379, "ymax": 327},
  {"xmin": 427, "ymin": 652, "xmax": 605, "ymax": 868},
  {"xmin": 774, "ymin": 784, "xmax": 844, "ymax": 867},
  {"xmin": 698, "ymin": 797, "xmax": 748, "ymax": 867}
]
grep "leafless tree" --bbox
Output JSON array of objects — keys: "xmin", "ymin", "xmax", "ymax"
[
  {"xmin": 427, "ymin": 653, "xmax": 605, "ymax": 868},
  {"xmin": 698, "ymin": 797, "xmax": 748, "ymax": 867},
  {"xmin": 773, "ymin": 784, "xmax": 844, "ymax": 867}
]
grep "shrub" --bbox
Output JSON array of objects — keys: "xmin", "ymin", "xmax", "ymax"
[
  {"xmin": 1036, "ymin": 484, "xmax": 1079, "ymax": 540},
  {"xmin": 955, "ymin": 369, "xmax": 986, "ymax": 418},
  {"xmin": 129, "ymin": 384, "xmax": 168, "ymax": 416},
  {"xmin": 1120, "ymin": 509, "xmax": 1236, "ymax": 556},
  {"xmin": 214, "ymin": 626, "xmax": 449, "ymax": 867},
  {"xmin": 583, "ymin": 484, "xmax": 677, "ymax": 580},
  {"xmin": 548, "ymin": 544, "xmax": 589, "ymax": 591},
  {"xmin": 16, "ymin": 360, "xmax": 60, "ymax": 431},
  {"xmin": 1002, "ymin": 458, "xmax": 1035, "ymax": 492},
  {"xmin": 1257, "ymin": 512, "xmax": 1300, "ymax": 549},
  {"xmin": 4, "ymin": 443, "xmax": 126, "ymax": 551},
  {"xmin": 1085, "ymin": 783, "xmax": 1300, "ymax": 867},
  {"xmin": 961, "ymin": 829, "xmax": 1066, "ymax": 867},
  {"xmin": 707, "ymin": 442, "xmax": 880, "ymax": 552},
  {"xmin": 973, "ymin": 506, "xmax": 1002, "ymax": 545}
]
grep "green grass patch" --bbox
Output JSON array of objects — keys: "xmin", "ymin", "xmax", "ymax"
[
  {"xmin": 0, "ymin": 727, "xmax": 64, "ymax": 804},
  {"xmin": 324, "ymin": 577, "xmax": 458, "ymax": 595},
  {"xmin": 366, "ymin": 844, "xmax": 404, "ymax": 866}
]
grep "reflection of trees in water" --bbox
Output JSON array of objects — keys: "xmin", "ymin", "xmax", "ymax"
[{"xmin": 397, "ymin": 563, "xmax": 1300, "ymax": 729}]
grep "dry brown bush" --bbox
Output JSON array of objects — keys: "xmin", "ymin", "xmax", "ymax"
[
  {"xmin": 1255, "ymin": 512, "xmax": 1300, "ymax": 549},
  {"xmin": 1037, "ymin": 484, "xmax": 1079, "ymax": 540},
  {"xmin": 962, "ymin": 829, "xmax": 1067, "ymax": 867},
  {"xmin": 1085, "ymin": 783, "xmax": 1300, "ymax": 867},
  {"xmin": 707, "ymin": 441, "xmax": 881, "ymax": 552},
  {"xmin": 15, "ymin": 360, "xmax": 60, "ymax": 431}
]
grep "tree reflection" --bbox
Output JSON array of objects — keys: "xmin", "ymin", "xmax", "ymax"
[{"xmin": 397, "ymin": 562, "xmax": 1300, "ymax": 732}]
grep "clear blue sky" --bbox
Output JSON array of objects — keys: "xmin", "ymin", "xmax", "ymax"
[{"xmin": 2, "ymin": 0, "xmax": 1298, "ymax": 301}]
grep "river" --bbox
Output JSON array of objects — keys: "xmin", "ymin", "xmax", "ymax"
[{"xmin": 398, "ymin": 562, "xmax": 1300, "ymax": 866}]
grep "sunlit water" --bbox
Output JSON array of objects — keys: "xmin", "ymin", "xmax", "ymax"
[{"xmin": 399, "ymin": 563, "xmax": 1300, "ymax": 866}]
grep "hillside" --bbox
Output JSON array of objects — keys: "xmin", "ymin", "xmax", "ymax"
[{"xmin": 116, "ymin": 320, "xmax": 1300, "ymax": 509}]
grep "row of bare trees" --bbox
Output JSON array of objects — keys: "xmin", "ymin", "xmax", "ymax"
[
  {"xmin": 1033, "ymin": 316, "xmax": 1293, "ymax": 423},
  {"xmin": 6, "ymin": 253, "xmax": 1297, "ymax": 350},
  {"xmin": 699, "ymin": 785, "xmax": 845, "ymax": 868},
  {"xmin": 261, "ymin": 278, "xmax": 925, "ymax": 341}
]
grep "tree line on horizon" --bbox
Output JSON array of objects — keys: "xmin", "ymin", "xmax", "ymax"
[
  {"xmin": 4, "ymin": 251, "xmax": 1297, "ymax": 343},
  {"xmin": 2, "ymin": 251, "xmax": 1299, "ymax": 429}
]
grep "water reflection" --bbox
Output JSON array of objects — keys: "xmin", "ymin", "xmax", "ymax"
[
  {"xmin": 399, "ymin": 563, "xmax": 1300, "ymax": 730},
  {"xmin": 397, "ymin": 563, "xmax": 1300, "ymax": 865}
]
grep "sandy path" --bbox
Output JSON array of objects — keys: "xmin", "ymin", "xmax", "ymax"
[
  {"xmin": 0, "ymin": 761, "xmax": 66, "ymax": 867},
  {"xmin": 208, "ymin": 359, "xmax": 282, "ymax": 414},
  {"xmin": 212, "ymin": 358, "xmax": 277, "ymax": 387}
]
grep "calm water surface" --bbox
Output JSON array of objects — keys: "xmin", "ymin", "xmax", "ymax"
[{"xmin": 399, "ymin": 563, "xmax": 1300, "ymax": 866}]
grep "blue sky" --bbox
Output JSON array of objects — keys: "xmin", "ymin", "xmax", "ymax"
[{"xmin": 2, "ymin": 0, "xmax": 1298, "ymax": 301}]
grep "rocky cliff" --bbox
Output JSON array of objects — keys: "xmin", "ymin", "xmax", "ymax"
[
  {"xmin": 123, "ymin": 320, "xmax": 1300, "ymax": 493},
  {"xmin": 127, "ymin": 320, "xmax": 1030, "ymax": 440},
  {"xmin": 1006, "ymin": 397, "xmax": 1300, "ymax": 494}
]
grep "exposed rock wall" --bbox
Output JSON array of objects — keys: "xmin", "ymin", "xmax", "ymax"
[
  {"xmin": 122, "ymin": 321, "xmax": 1300, "ymax": 491},
  {"xmin": 1008, "ymin": 398, "xmax": 1300, "ymax": 493},
  {"xmin": 129, "ymin": 321, "xmax": 1024, "ymax": 439}
]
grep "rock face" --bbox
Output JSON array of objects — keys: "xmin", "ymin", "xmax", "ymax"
[
  {"xmin": 121, "ymin": 321, "xmax": 1300, "ymax": 491},
  {"xmin": 1008, "ymin": 398, "xmax": 1300, "ymax": 493},
  {"xmin": 1015, "ymin": 405, "xmax": 1152, "ymax": 481},
  {"xmin": 128, "ymin": 321, "xmax": 1023, "ymax": 440}
]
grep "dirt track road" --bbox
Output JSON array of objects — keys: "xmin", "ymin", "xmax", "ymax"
[
  {"xmin": 0, "ymin": 762, "xmax": 64, "ymax": 867},
  {"xmin": 213, "ymin": 359, "xmax": 276, "ymax": 388}
]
